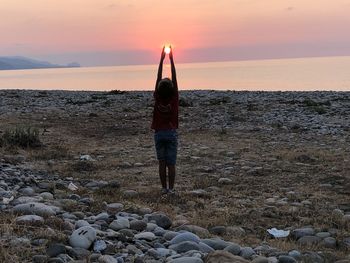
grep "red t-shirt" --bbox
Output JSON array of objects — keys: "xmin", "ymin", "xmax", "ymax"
[{"xmin": 151, "ymin": 88, "xmax": 179, "ymax": 130}]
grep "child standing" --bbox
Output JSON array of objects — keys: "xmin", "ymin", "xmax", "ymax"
[{"xmin": 151, "ymin": 46, "xmax": 179, "ymax": 195}]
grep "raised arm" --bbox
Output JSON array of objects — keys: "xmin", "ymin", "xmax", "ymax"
[
  {"xmin": 169, "ymin": 46, "xmax": 178, "ymax": 91},
  {"xmin": 155, "ymin": 46, "xmax": 166, "ymax": 90}
]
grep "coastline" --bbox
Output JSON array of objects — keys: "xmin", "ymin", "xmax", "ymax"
[{"xmin": 0, "ymin": 89, "xmax": 349, "ymax": 262}]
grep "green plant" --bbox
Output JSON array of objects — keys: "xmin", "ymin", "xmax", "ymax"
[{"xmin": 1, "ymin": 126, "xmax": 41, "ymax": 148}]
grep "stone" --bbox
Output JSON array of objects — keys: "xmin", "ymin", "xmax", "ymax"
[
  {"xmin": 169, "ymin": 241, "xmax": 200, "ymax": 253},
  {"xmin": 13, "ymin": 202, "xmax": 57, "ymax": 217},
  {"xmin": 40, "ymin": 192, "xmax": 54, "ymax": 200},
  {"xmin": 202, "ymin": 238, "xmax": 229, "ymax": 250},
  {"xmin": 223, "ymin": 243, "xmax": 241, "ymax": 255},
  {"xmin": 297, "ymin": 235, "xmax": 322, "ymax": 246},
  {"xmin": 240, "ymin": 247, "xmax": 256, "ymax": 259},
  {"xmin": 169, "ymin": 257, "xmax": 203, "ymax": 263},
  {"xmin": 278, "ymin": 255, "xmax": 297, "ymax": 263},
  {"xmin": 130, "ymin": 219, "xmax": 147, "ymax": 231},
  {"xmin": 147, "ymin": 213, "xmax": 172, "ymax": 229},
  {"xmin": 176, "ymin": 225, "xmax": 209, "ymax": 236},
  {"xmin": 47, "ymin": 258, "xmax": 64, "ymax": 263},
  {"xmin": 98, "ymin": 255, "xmax": 119, "ymax": 263},
  {"xmin": 109, "ymin": 217, "xmax": 130, "ymax": 231},
  {"xmin": 33, "ymin": 255, "xmax": 48, "ymax": 263},
  {"xmin": 218, "ymin": 178, "xmax": 233, "ymax": 185},
  {"xmin": 170, "ymin": 232, "xmax": 201, "ymax": 245},
  {"xmin": 252, "ymin": 256, "xmax": 269, "ymax": 263},
  {"xmin": 198, "ymin": 242, "xmax": 215, "ymax": 253},
  {"xmin": 94, "ymin": 240, "xmax": 107, "ymax": 252},
  {"xmin": 75, "ymin": 220, "xmax": 90, "ymax": 229},
  {"xmin": 226, "ymin": 226, "xmax": 245, "ymax": 237},
  {"xmin": 301, "ymin": 252, "xmax": 324, "ymax": 263},
  {"xmin": 46, "ymin": 243, "xmax": 67, "ymax": 257},
  {"xmin": 123, "ymin": 190, "xmax": 139, "ymax": 198},
  {"xmin": 209, "ymin": 226, "xmax": 226, "ymax": 235},
  {"xmin": 322, "ymin": 237, "xmax": 337, "ymax": 248},
  {"xmin": 16, "ymin": 215, "xmax": 44, "ymax": 225},
  {"xmin": 95, "ymin": 212, "xmax": 109, "ymax": 221},
  {"xmin": 291, "ymin": 227, "xmax": 315, "ymax": 239},
  {"xmin": 154, "ymin": 247, "xmax": 172, "ymax": 257},
  {"xmin": 68, "ymin": 247, "xmax": 91, "ymax": 259},
  {"xmin": 134, "ymin": 232, "xmax": 156, "ymax": 241},
  {"xmin": 106, "ymin": 203, "xmax": 124, "ymax": 214},
  {"xmin": 288, "ymin": 250, "xmax": 301, "ymax": 260},
  {"xmin": 205, "ymin": 251, "xmax": 250, "ymax": 263},
  {"xmin": 316, "ymin": 232, "xmax": 331, "ymax": 238},
  {"xmin": 19, "ymin": 187, "xmax": 35, "ymax": 196},
  {"xmin": 189, "ymin": 189, "xmax": 209, "ymax": 197},
  {"xmin": 69, "ymin": 226, "xmax": 97, "ymax": 249}
]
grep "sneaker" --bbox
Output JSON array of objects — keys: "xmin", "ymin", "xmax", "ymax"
[
  {"xmin": 168, "ymin": 189, "xmax": 176, "ymax": 195},
  {"xmin": 161, "ymin": 188, "xmax": 168, "ymax": 195}
]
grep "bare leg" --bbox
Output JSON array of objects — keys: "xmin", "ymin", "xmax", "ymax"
[
  {"xmin": 159, "ymin": 160, "xmax": 167, "ymax": 189},
  {"xmin": 168, "ymin": 164, "xmax": 176, "ymax": 190}
]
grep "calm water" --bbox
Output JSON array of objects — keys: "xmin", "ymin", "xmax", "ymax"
[{"xmin": 0, "ymin": 56, "xmax": 349, "ymax": 91}]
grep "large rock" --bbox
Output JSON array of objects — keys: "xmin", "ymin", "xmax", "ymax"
[
  {"xmin": 109, "ymin": 217, "xmax": 130, "ymax": 231},
  {"xmin": 13, "ymin": 202, "xmax": 58, "ymax": 217},
  {"xmin": 147, "ymin": 213, "xmax": 172, "ymax": 229},
  {"xmin": 170, "ymin": 232, "xmax": 201, "ymax": 245},
  {"xmin": 69, "ymin": 226, "xmax": 96, "ymax": 249},
  {"xmin": 169, "ymin": 241, "xmax": 200, "ymax": 253}
]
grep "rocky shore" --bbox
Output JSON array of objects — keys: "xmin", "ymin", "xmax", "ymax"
[{"xmin": 0, "ymin": 89, "xmax": 349, "ymax": 262}]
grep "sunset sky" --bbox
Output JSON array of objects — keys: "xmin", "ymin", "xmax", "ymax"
[{"xmin": 1, "ymin": 0, "xmax": 350, "ymax": 66}]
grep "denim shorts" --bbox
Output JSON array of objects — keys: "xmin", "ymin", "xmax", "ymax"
[{"xmin": 154, "ymin": 130, "xmax": 178, "ymax": 165}]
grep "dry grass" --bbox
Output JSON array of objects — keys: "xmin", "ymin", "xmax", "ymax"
[
  {"xmin": 0, "ymin": 213, "xmax": 67, "ymax": 263},
  {"xmin": 1, "ymin": 94, "xmax": 349, "ymax": 258}
]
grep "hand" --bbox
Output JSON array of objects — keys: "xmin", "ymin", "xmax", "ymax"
[
  {"xmin": 160, "ymin": 46, "xmax": 166, "ymax": 61},
  {"xmin": 169, "ymin": 45, "xmax": 173, "ymax": 60}
]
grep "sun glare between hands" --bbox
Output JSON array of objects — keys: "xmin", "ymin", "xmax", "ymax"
[{"xmin": 164, "ymin": 46, "xmax": 171, "ymax": 54}]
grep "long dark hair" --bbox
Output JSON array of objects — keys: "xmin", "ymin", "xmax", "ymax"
[{"xmin": 157, "ymin": 78, "xmax": 175, "ymax": 100}]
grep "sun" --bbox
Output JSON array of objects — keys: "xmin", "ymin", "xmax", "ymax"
[{"xmin": 164, "ymin": 46, "xmax": 171, "ymax": 54}]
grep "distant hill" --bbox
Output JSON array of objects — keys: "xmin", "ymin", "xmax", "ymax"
[{"xmin": 0, "ymin": 56, "xmax": 80, "ymax": 70}]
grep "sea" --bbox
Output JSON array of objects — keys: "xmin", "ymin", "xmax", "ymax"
[{"xmin": 0, "ymin": 56, "xmax": 349, "ymax": 91}]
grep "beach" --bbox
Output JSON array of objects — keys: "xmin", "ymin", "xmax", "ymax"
[{"xmin": 0, "ymin": 89, "xmax": 350, "ymax": 262}]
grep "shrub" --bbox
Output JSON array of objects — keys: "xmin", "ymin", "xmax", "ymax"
[{"xmin": 1, "ymin": 126, "xmax": 41, "ymax": 148}]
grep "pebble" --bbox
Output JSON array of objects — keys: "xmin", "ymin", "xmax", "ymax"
[{"xmin": 69, "ymin": 226, "xmax": 97, "ymax": 249}]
